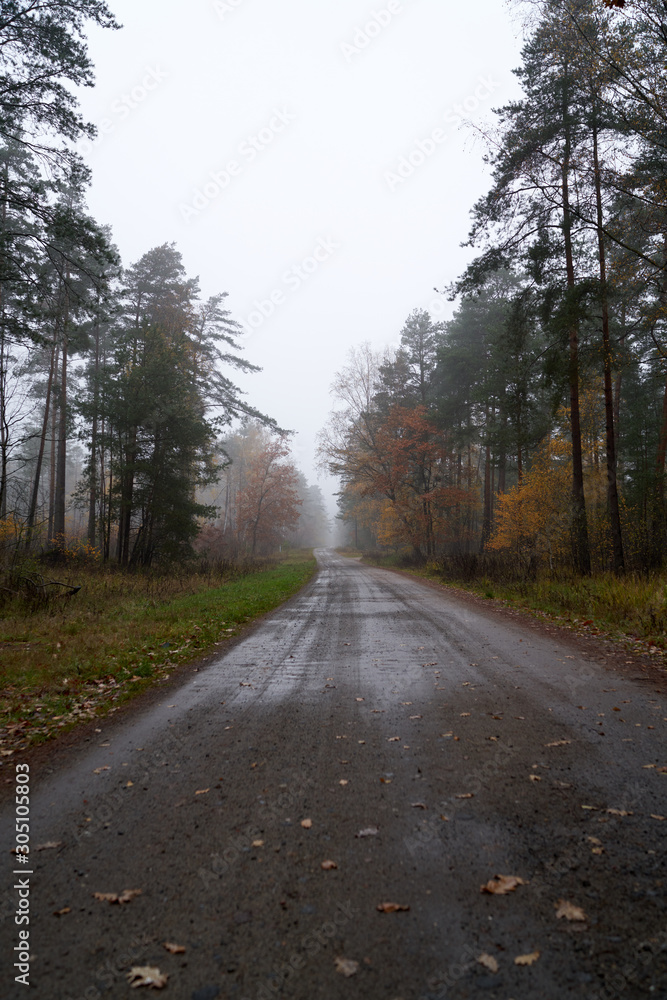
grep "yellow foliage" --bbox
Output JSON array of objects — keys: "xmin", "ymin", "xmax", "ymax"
[
  {"xmin": 0, "ymin": 516, "xmax": 20, "ymax": 545},
  {"xmin": 489, "ymin": 437, "xmax": 572, "ymax": 566}
]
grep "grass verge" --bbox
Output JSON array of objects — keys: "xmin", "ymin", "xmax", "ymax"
[{"xmin": 0, "ymin": 551, "xmax": 316, "ymax": 757}]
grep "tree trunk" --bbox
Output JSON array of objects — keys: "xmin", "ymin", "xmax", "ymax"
[
  {"xmin": 47, "ymin": 343, "xmax": 60, "ymax": 543},
  {"xmin": 481, "ymin": 404, "xmax": 492, "ymax": 552},
  {"xmin": 592, "ymin": 115, "xmax": 624, "ymax": 573},
  {"xmin": 614, "ymin": 302, "xmax": 625, "ymax": 434},
  {"xmin": 25, "ymin": 339, "xmax": 57, "ymax": 550},
  {"xmin": 87, "ymin": 316, "xmax": 101, "ymax": 547},
  {"xmin": 52, "ymin": 279, "xmax": 70, "ymax": 546},
  {"xmin": 562, "ymin": 73, "xmax": 591, "ymax": 575}
]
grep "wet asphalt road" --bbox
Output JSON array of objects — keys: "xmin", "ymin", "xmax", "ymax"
[{"xmin": 1, "ymin": 549, "xmax": 666, "ymax": 1000}]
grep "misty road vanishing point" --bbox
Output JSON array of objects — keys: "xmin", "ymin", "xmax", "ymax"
[{"xmin": 1, "ymin": 549, "xmax": 666, "ymax": 1000}]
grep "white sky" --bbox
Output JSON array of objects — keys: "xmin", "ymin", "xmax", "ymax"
[{"xmin": 76, "ymin": 0, "xmax": 525, "ymax": 515}]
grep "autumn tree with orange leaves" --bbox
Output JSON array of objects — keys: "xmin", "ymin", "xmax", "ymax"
[
  {"xmin": 237, "ymin": 437, "xmax": 302, "ymax": 555},
  {"xmin": 318, "ymin": 343, "xmax": 475, "ymax": 559}
]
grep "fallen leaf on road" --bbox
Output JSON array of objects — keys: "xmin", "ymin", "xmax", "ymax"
[
  {"xmin": 358, "ymin": 740, "xmax": 366, "ymax": 744},
  {"xmin": 581, "ymin": 805, "xmax": 598, "ymax": 811},
  {"xmin": 411, "ymin": 802, "xmax": 427, "ymax": 809},
  {"xmin": 643, "ymin": 764, "xmax": 656, "ymax": 769},
  {"xmin": 651, "ymin": 814, "xmax": 666, "ymax": 820},
  {"xmin": 339, "ymin": 779, "xmax": 349, "ymax": 786},
  {"xmin": 460, "ymin": 713, "xmax": 471, "ymax": 717},
  {"xmin": 53, "ymin": 907, "xmax": 71, "ymax": 916},
  {"xmin": 481, "ymin": 875, "xmax": 527, "ymax": 895},
  {"xmin": 587, "ymin": 837, "xmax": 602, "ymax": 845},
  {"xmin": 93, "ymin": 889, "xmax": 142, "ymax": 904},
  {"xmin": 515, "ymin": 951, "xmax": 540, "ymax": 966},
  {"xmin": 376, "ymin": 902, "xmax": 410, "ymax": 913},
  {"xmin": 356, "ymin": 698, "xmax": 364, "ymax": 702},
  {"xmin": 35, "ymin": 841, "xmax": 62, "ymax": 851},
  {"xmin": 126, "ymin": 967, "xmax": 168, "ymax": 989},
  {"xmin": 195, "ymin": 788, "xmax": 210, "ymax": 795},
  {"xmin": 252, "ymin": 840, "xmax": 264, "ymax": 847},
  {"xmin": 529, "ymin": 775, "xmax": 542, "ymax": 782},
  {"xmin": 387, "ymin": 737, "xmax": 400, "ymax": 742},
  {"xmin": 239, "ymin": 682, "xmax": 253, "ymax": 688},
  {"xmin": 606, "ymin": 808, "xmax": 633, "ymax": 817},
  {"xmin": 440, "ymin": 814, "xmax": 450, "ymax": 821},
  {"xmin": 126, "ymin": 781, "xmax": 134, "ymax": 788},
  {"xmin": 162, "ymin": 942, "xmax": 185, "ymax": 954},
  {"xmin": 477, "ymin": 953, "xmax": 499, "ymax": 973},
  {"xmin": 93, "ymin": 766, "xmax": 110, "ymax": 774},
  {"xmin": 555, "ymin": 899, "xmax": 587, "ymax": 922},
  {"xmin": 321, "ymin": 860, "xmax": 338, "ymax": 870},
  {"xmin": 380, "ymin": 777, "xmax": 392, "ymax": 784},
  {"xmin": 356, "ymin": 827, "xmax": 379, "ymax": 838},
  {"xmin": 410, "ymin": 715, "xmax": 422, "ymax": 720},
  {"xmin": 335, "ymin": 957, "xmax": 359, "ymax": 977},
  {"xmin": 301, "ymin": 819, "xmax": 313, "ymax": 829},
  {"xmin": 455, "ymin": 793, "xmax": 474, "ymax": 799},
  {"xmin": 545, "ymin": 740, "xmax": 571, "ymax": 747}
]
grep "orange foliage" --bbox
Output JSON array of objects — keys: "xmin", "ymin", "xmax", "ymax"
[
  {"xmin": 236, "ymin": 438, "xmax": 302, "ymax": 555},
  {"xmin": 363, "ymin": 406, "xmax": 473, "ymax": 555},
  {"xmin": 489, "ymin": 435, "xmax": 572, "ymax": 567}
]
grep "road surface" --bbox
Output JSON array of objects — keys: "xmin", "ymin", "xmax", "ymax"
[{"xmin": 1, "ymin": 549, "xmax": 665, "ymax": 999}]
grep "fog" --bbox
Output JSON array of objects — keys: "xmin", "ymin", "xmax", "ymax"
[{"xmin": 76, "ymin": 0, "xmax": 525, "ymax": 515}]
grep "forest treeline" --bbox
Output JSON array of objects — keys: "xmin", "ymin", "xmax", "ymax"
[
  {"xmin": 0, "ymin": 1, "xmax": 327, "ymax": 567},
  {"xmin": 319, "ymin": 0, "xmax": 667, "ymax": 576}
]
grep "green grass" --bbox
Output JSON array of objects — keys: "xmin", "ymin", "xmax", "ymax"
[{"xmin": 0, "ymin": 552, "xmax": 316, "ymax": 753}]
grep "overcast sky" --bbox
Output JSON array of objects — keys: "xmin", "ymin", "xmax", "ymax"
[{"xmin": 76, "ymin": 0, "xmax": 526, "ymax": 513}]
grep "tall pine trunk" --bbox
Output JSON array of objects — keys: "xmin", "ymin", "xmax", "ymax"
[
  {"xmin": 52, "ymin": 278, "xmax": 70, "ymax": 545},
  {"xmin": 87, "ymin": 316, "xmax": 101, "ymax": 546},
  {"xmin": 562, "ymin": 71, "xmax": 591, "ymax": 575},
  {"xmin": 25, "ymin": 339, "xmax": 57, "ymax": 550},
  {"xmin": 592, "ymin": 113, "xmax": 624, "ymax": 573}
]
